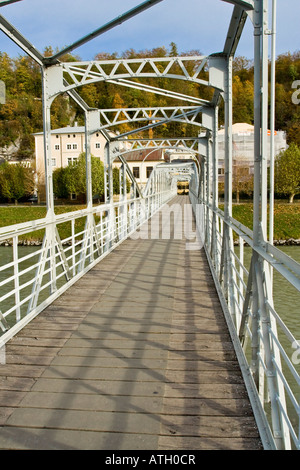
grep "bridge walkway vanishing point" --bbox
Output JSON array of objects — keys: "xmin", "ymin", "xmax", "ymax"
[{"xmin": 0, "ymin": 196, "xmax": 263, "ymax": 450}]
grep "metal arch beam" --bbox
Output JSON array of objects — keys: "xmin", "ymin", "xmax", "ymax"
[
  {"xmin": 57, "ymin": 56, "xmax": 210, "ymax": 97},
  {"xmin": 223, "ymin": 5, "xmax": 249, "ymax": 57},
  {"xmin": 99, "ymin": 106, "xmax": 204, "ymax": 132},
  {"xmin": 45, "ymin": 0, "xmax": 165, "ymax": 64},
  {"xmin": 117, "ymin": 143, "xmax": 200, "ymax": 159},
  {"xmin": 107, "ymin": 78, "xmax": 210, "ymax": 106},
  {"xmin": 109, "ymin": 106, "xmax": 205, "ymax": 140},
  {"xmin": 110, "ymin": 137, "xmax": 200, "ymax": 163},
  {"xmin": 0, "ymin": 0, "xmax": 22, "ymax": 5},
  {"xmin": 121, "ymin": 137, "xmax": 200, "ymax": 151}
]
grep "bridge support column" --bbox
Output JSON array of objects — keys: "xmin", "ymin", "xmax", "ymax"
[
  {"xmin": 244, "ymin": 0, "xmax": 289, "ymax": 450},
  {"xmin": 104, "ymin": 142, "xmax": 116, "ymax": 249},
  {"xmin": 211, "ymin": 105, "xmax": 219, "ymax": 271},
  {"xmin": 216, "ymin": 56, "xmax": 237, "ymax": 325},
  {"xmin": 118, "ymin": 162, "xmax": 128, "ymax": 240},
  {"xmin": 78, "ymin": 110, "xmax": 102, "ymax": 270}
]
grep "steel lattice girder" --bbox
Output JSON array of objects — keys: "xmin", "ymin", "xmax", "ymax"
[
  {"xmin": 99, "ymin": 106, "xmax": 204, "ymax": 131},
  {"xmin": 47, "ymin": 56, "xmax": 211, "ymax": 99},
  {"xmin": 109, "ymin": 137, "xmax": 200, "ymax": 162}
]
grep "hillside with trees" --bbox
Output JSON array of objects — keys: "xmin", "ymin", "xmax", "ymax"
[
  {"xmin": 0, "ymin": 44, "xmax": 299, "ymax": 203},
  {"xmin": 1, "ymin": 44, "xmax": 299, "ymax": 161}
]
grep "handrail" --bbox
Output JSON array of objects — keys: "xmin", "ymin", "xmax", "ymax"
[
  {"xmin": 0, "ymin": 186, "xmax": 176, "ymax": 345},
  {"xmin": 190, "ymin": 192, "xmax": 300, "ymax": 450}
]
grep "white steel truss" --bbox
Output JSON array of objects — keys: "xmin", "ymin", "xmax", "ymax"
[
  {"xmin": 58, "ymin": 56, "xmax": 210, "ymax": 98},
  {"xmin": 98, "ymin": 106, "xmax": 204, "ymax": 132}
]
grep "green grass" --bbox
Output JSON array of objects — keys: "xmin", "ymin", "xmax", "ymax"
[
  {"xmin": 0, "ymin": 202, "xmax": 299, "ymax": 242},
  {"xmin": 219, "ymin": 202, "xmax": 300, "ymax": 241},
  {"xmin": 231, "ymin": 203, "xmax": 300, "ymax": 240},
  {"xmin": 0, "ymin": 205, "xmax": 87, "ymax": 243}
]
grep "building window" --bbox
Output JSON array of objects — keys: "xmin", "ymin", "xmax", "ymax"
[
  {"xmin": 52, "ymin": 158, "xmax": 56, "ymax": 167},
  {"xmin": 68, "ymin": 157, "xmax": 78, "ymax": 165},
  {"xmin": 218, "ymin": 168, "xmax": 225, "ymax": 175},
  {"xmin": 72, "ymin": 144, "xmax": 78, "ymax": 150},
  {"xmin": 54, "ymin": 144, "xmax": 60, "ymax": 150},
  {"xmin": 67, "ymin": 144, "xmax": 72, "ymax": 150},
  {"xmin": 133, "ymin": 167, "xmax": 140, "ymax": 179},
  {"xmin": 95, "ymin": 142, "xmax": 101, "ymax": 149},
  {"xmin": 70, "ymin": 193, "xmax": 77, "ymax": 200},
  {"xmin": 146, "ymin": 166, "xmax": 153, "ymax": 178}
]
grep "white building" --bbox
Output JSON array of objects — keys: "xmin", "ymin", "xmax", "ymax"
[
  {"xmin": 33, "ymin": 125, "xmax": 107, "ymax": 179},
  {"xmin": 218, "ymin": 122, "xmax": 287, "ymax": 178},
  {"xmin": 33, "ymin": 126, "xmax": 171, "ymax": 190},
  {"xmin": 114, "ymin": 148, "xmax": 169, "ymax": 188}
]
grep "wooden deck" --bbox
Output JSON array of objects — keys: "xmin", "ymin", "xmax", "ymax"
[{"xmin": 0, "ymin": 196, "xmax": 263, "ymax": 450}]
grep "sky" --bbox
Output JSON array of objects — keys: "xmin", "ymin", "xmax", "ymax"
[{"xmin": 0, "ymin": 0, "xmax": 299, "ymax": 61}]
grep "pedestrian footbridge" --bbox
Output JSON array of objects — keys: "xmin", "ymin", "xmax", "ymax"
[{"xmin": 0, "ymin": 0, "xmax": 299, "ymax": 451}]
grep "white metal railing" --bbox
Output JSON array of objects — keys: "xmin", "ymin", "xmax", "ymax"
[
  {"xmin": 0, "ymin": 186, "xmax": 176, "ymax": 345},
  {"xmin": 189, "ymin": 189, "xmax": 300, "ymax": 450}
]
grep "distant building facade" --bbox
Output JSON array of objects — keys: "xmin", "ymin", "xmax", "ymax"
[
  {"xmin": 33, "ymin": 125, "xmax": 106, "ymax": 179},
  {"xmin": 33, "ymin": 126, "xmax": 172, "ymax": 190},
  {"xmin": 218, "ymin": 123, "xmax": 287, "ymax": 180},
  {"xmin": 114, "ymin": 148, "xmax": 170, "ymax": 188}
]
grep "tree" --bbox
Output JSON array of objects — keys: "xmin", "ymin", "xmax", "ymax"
[
  {"xmin": 0, "ymin": 162, "xmax": 35, "ymax": 203},
  {"xmin": 169, "ymin": 42, "xmax": 179, "ymax": 57},
  {"xmin": 232, "ymin": 75, "xmax": 254, "ymax": 124},
  {"xmin": 275, "ymin": 143, "xmax": 300, "ymax": 203},
  {"xmin": 53, "ymin": 167, "xmax": 69, "ymax": 199},
  {"xmin": 53, "ymin": 154, "xmax": 105, "ymax": 201},
  {"xmin": 232, "ymin": 162, "xmax": 254, "ymax": 202}
]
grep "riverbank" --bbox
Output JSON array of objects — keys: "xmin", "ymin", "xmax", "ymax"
[
  {"xmin": 0, "ymin": 202, "xmax": 299, "ymax": 246},
  {"xmin": 1, "ymin": 237, "xmax": 299, "ymax": 246}
]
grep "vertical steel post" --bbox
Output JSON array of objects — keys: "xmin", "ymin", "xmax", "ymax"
[
  {"xmin": 41, "ymin": 66, "xmax": 55, "ymax": 216},
  {"xmin": 104, "ymin": 142, "xmax": 115, "ymax": 248},
  {"xmin": 205, "ymin": 132, "xmax": 211, "ymax": 247},
  {"xmin": 251, "ymin": 0, "xmax": 287, "ymax": 450},
  {"xmin": 269, "ymin": 0, "xmax": 277, "ymax": 247},
  {"xmin": 85, "ymin": 111, "xmax": 95, "ymax": 211},
  {"xmin": 224, "ymin": 56, "xmax": 233, "ymax": 221},
  {"xmin": 41, "ymin": 66, "xmax": 57, "ymax": 294},
  {"xmin": 220, "ymin": 56, "xmax": 234, "ymax": 317},
  {"xmin": 211, "ymin": 105, "xmax": 219, "ymax": 268}
]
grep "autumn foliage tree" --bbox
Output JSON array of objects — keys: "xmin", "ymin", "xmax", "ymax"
[
  {"xmin": 0, "ymin": 162, "xmax": 35, "ymax": 203},
  {"xmin": 53, "ymin": 154, "xmax": 105, "ymax": 202},
  {"xmin": 275, "ymin": 143, "xmax": 300, "ymax": 203}
]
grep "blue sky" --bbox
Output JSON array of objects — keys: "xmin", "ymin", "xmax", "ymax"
[{"xmin": 0, "ymin": 0, "xmax": 299, "ymax": 60}]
